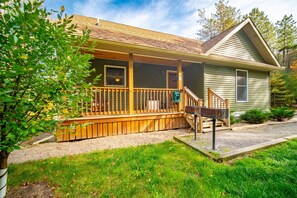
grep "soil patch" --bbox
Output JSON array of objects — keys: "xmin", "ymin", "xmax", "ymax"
[{"xmin": 7, "ymin": 181, "xmax": 55, "ymax": 198}]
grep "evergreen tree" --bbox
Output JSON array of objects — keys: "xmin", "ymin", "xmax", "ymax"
[
  {"xmin": 270, "ymin": 72, "xmax": 295, "ymax": 107},
  {"xmin": 197, "ymin": 0, "xmax": 241, "ymax": 41},
  {"xmin": 243, "ymin": 8, "xmax": 277, "ymax": 51},
  {"xmin": 276, "ymin": 14, "xmax": 297, "ymax": 68}
]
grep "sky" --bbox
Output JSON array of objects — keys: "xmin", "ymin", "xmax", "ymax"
[{"xmin": 44, "ymin": 0, "xmax": 297, "ymax": 39}]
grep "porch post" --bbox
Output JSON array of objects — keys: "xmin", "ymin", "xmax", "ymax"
[
  {"xmin": 129, "ymin": 53, "xmax": 134, "ymax": 115},
  {"xmin": 177, "ymin": 60, "xmax": 183, "ymax": 112}
]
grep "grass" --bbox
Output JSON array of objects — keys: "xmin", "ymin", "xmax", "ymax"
[{"xmin": 9, "ymin": 139, "xmax": 297, "ymax": 197}]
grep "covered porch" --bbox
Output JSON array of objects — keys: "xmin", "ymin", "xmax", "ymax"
[
  {"xmin": 57, "ymin": 50, "xmax": 230, "ymax": 141},
  {"xmin": 81, "ymin": 50, "xmax": 202, "ymax": 117}
]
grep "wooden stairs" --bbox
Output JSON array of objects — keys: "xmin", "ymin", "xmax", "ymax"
[
  {"xmin": 185, "ymin": 114, "xmax": 229, "ymax": 133},
  {"xmin": 183, "ymin": 87, "xmax": 230, "ymax": 133}
]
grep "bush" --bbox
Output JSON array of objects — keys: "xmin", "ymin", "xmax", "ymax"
[
  {"xmin": 230, "ymin": 114, "xmax": 241, "ymax": 125},
  {"xmin": 230, "ymin": 114, "xmax": 235, "ymax": 125},
  {"xmin": 270, "ymin": 107, "xmax": 295, "ymax": 121},
  {"xmin": 240, "ymin": 109, "xmax": 270, "ymax": 124}
]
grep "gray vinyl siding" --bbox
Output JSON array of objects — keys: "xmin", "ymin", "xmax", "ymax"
[
  {"xmin": 183, "ymin": 63, "xmax": 204, "ymax": 99},
  {"xmin": 213, "ymin": 30, "xmax": 265, "ymax": 63},
  {"xmin": 134, "ymin": 63, "xmax": 175, "ymax": 88},
  {"xmin": 88, "ymin": 58, "xmax": 175, "ymax": 88},
  {"xmin": 204, "ymin": 64, "xmax": 270, "ymax": 111}
]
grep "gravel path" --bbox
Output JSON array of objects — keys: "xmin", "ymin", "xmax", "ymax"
[
  {"xmin": 9, "ymin": 129, "xmax": 188, "ymax": 164},
  {"xmin": 9, "ymin": 119, "xmax": 297, "ymax": 164}
]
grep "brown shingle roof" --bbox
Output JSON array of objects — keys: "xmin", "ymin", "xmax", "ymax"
[{"xmin": 72, "ymin": 14, "xmax": 204, "ymax": 54}]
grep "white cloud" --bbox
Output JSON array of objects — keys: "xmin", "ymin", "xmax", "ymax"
[{"xmin": 73, "ymin": 0, "xmax": 200, "ymax": 39}]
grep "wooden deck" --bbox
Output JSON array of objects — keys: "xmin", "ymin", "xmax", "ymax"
[
  {"xmin": 57, "ymin": 113, "xmax": 188, "ymax": 142},
  {"xmin": 56, "ymin": 87, "xmax": 230, "ymax": 142}
]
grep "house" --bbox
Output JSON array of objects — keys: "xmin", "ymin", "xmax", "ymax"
[{"xmin": 57, "ymin": 15, "xmax": 282, "ymax": 141}]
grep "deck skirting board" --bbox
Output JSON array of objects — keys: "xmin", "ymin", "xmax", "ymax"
[{"xmin": 57, "ymin": 113, "xmax": 188, "ymax": 141}]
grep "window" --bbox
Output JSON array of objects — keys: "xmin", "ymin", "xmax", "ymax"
[
  {"xmin": 104, "ymin": 65, "xmax": 126, "ymax": 86},
  {"xmin": 236, "ymin": 70, "xmax": 248, "ymax": 102}
]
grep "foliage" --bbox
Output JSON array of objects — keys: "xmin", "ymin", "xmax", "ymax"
[
  {"xmin": 197, "ymin": 0, "xmax": 241, "ymax": 41},
  {"xmin": 240, "ymin": 109, "xmax": 270, "ymax": 124},
  {"xmin": 276, "ymin": 14, "xmax": 297, "ymax": 68},
  {"xmin": 289, "ymin": 50, "xmax": 297, "ymax": 69},
  {"xmin": 270, "ymin": 72, "xmax": 295, "ymax": 107},
  {"xmin": 283, "ymin": 70, "xmax": 297, "ymax": 100},
  {"xmin": 243, "ymin": 8, "xmax": 277, "ymax": 51},
  {"xmin": 230, "ymin": 111, "xmax": 241, "ymax": 125},
  {"xmin": 0, "ymin": 0, "xmax": 94, "ymax": 162},
  {"xmin": 230, "ymin": 113, "xmax": 236, "ymax": 125},
  {"xmin": 270, "ymin": 107, "xmax": 295, "ymax": 121},
  {"xmin": 8, "ymin": 140, "xmax": 297, "ymax": 197}
]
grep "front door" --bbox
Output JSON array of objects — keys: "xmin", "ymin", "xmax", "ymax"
[{"xmin": 166, "ymin": 70, "xmax": 177, "ymax": 88}]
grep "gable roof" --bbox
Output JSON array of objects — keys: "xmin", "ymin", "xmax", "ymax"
[
  {"xmin": 72, "ymin": 15, "xmax": 280, "ymax": 68},
  {"xmin": 203, "ymin": 18, "xmax": 280, "ymax": 67},
  {"xmin": 72, "ymin": 15, "xmax": 203, "ymax": 55}
]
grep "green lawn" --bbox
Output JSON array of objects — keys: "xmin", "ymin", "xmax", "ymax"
[{"xmin": 9, "ymin": 139, "xmax": 297, "ymax": 197}]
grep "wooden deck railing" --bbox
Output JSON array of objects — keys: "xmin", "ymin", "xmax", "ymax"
[
  {"xmin": 78, "ymin": 87, "xmax": 181, "ymax": 116},
  {"xmin": 208, "ymin": 88, "xmax": 230, "ymax": 127},
  {"xmin": 81, "ymin": 87, "xmax": 129, "ymax": 116},
  {"xmin": 133, "ymin": 88, "xmax": 178, "ymax": 114},
  {"xmin": 183, "ymin": 86, "xmax": 203, "ymax": 107},
  {"xmin": 183, "ymin": 86, "xmax": 203, "ymax": 132}
]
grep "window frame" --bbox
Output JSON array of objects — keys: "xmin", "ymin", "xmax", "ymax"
[
  {"xmin": 236, "ymin": 69, "xmax": 248, "ymax": 102},
  {"xmin": 104, "ymin": 65, "xmax": 126, "ymax": 87},
  {"xmin": 166, "ymin": 70, "xmax": 177, "ymax": 89}
]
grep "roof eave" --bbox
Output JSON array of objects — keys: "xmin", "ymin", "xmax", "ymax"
[{"xmin": 89, "ymin": 38, "xmax": 283, "ymax": 71}]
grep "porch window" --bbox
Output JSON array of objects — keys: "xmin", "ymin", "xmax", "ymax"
[
  {"xmin": 236, "ymin": 70, "xmax": 248, "ymax": 102},
  {"xmin": 104, "ymin": 65, "xmax": 126, "ymax": 86}
]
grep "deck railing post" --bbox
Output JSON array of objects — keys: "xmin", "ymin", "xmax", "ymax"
[
  {"xmin": 129, "ymin": 53, "xmax": 134, "ymax": 115},
  {"xmin": 208, "ymin": 88, "xmax": 211, "ymax": 108},
  {"xmin": 183, "ymin": 86, "xmax": 187, "ymax": 111},
  {"xmin": 198, "ymin": 99, "xmax": 203, "ymax": 133},
  {"xmin": 177, "ymin": 60, "xmax": 183, "ymax": 112},
  {"xmin": 225, "ymin": 99, "xmax": 230, "ymax": 127}
]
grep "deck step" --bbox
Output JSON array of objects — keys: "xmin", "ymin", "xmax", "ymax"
[
  {"xmin": 184, "ymin": 113, "xmax": 227, "ymax": 132},
  {"xmin": 203, "ymin": 120, "xmax": 224, "ymax": 128},
  {"xmin": 203, "ymin": 126, "xmax": 230, "ymax": 133}
]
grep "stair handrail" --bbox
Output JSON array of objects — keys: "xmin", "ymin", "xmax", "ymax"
[
  {"xmin": 183, "ymin": 86, "xmax": 204, "ymax": 132},
  {"xmin": 184, "ymin": 86, "xmax": 199, "ymax": 101},
  {"xmin": 207, "ymin": 88, "xmax": 230, "ymax": 127},
  {"xmin": 184, "ymin": 86, "xmax": 203, "ymax": 107}
]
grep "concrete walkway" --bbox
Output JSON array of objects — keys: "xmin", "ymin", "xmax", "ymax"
[{"xmin": 9, "ymin": 118, "xmax": 297, "ymax": 164}]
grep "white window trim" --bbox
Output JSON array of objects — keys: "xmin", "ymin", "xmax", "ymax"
[
  {"xmin": 104, "ymin": 65, "xmax": 126, "ymax": 87},
  {"xmin": 166, "ymin": 70, "xmax": 177, "ymax": 88},
  {"xmin": 236, "ymin": 69, "xmax": 248, "ymax": 102}
]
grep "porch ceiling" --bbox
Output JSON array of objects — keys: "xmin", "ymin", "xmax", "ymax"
[{"xmin": 88, "ymin": 49, "xmax": 193, "ymax": 67}]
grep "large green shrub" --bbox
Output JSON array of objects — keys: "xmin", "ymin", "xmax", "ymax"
[
  {"xmin": 240, "ymin": 109, "xmax": 271, "ymax": 124},
  {"xmin": 270, "ymin": 107, "xmax": 295, "ymax": 121}
]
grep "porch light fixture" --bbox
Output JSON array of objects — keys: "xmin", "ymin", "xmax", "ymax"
[{"xmin": 115, "ymin": 77, "xmax": 120, "ymax": 82}]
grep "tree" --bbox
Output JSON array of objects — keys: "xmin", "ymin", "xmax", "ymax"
[
  {"xmin": 243, "ymin": 8, "xmax": 277, "ymax": 51},
  {"xmin": 0, "ymin": 0, "xmax": 94, "ymax": 196},
  {"xmin": 197, "ymin": 0, "xmax": 241, "ymax": 41},
  {"xmin": 283, "ymin": 70, "xmax": 297, "ymax": 101},
  {"xmin": 270, "ymin": 72, "xmax": 295, "ymax": 107},
  {"xmin": 276, "ymin": 14, "xmax": 297, "ymax": 68}
]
